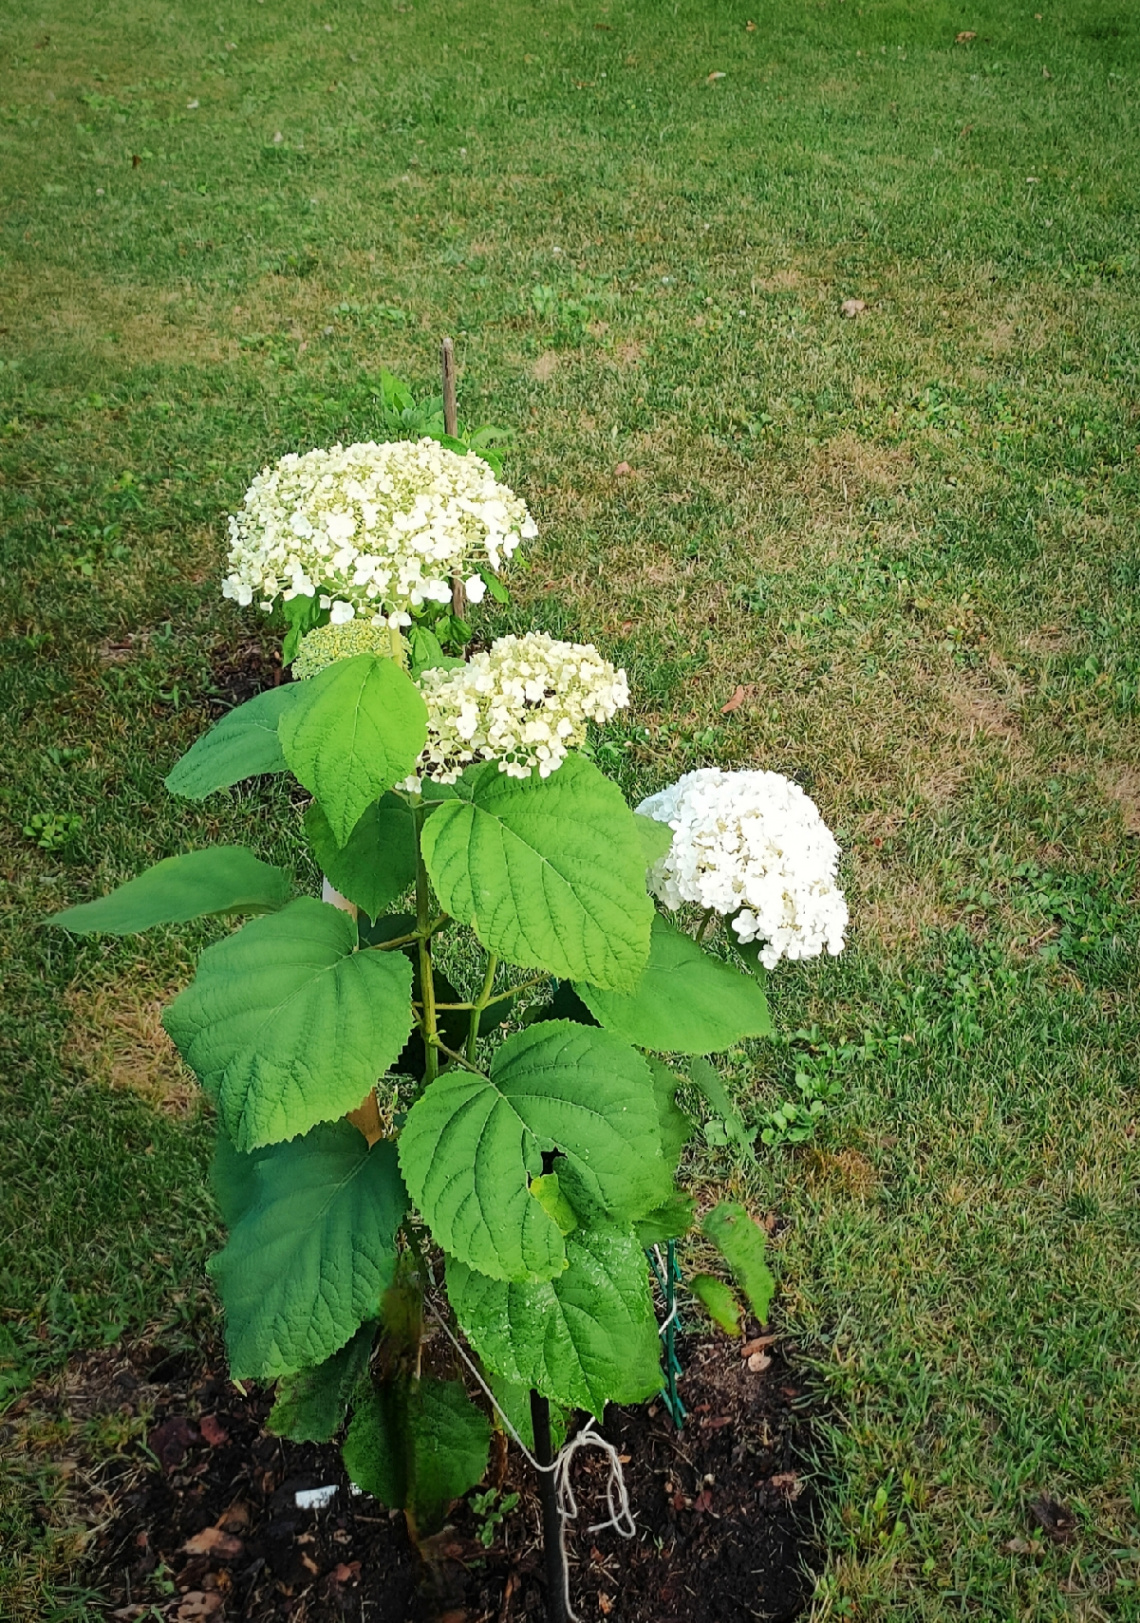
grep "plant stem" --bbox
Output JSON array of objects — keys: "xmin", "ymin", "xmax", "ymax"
[
  {"xmin": 430, "ymin": 974, "xmax": 551, "ymax": 1011},
  {"xmin": 530, "ymin": 1391, "xmax": 571, "ymax": 1623},
  {"xmin": 468, "ymin": 952, "xmax": 499, "ymax": 1064},
  {"xmin": 368, "ymin": 917, "xmax": 447, "ymax": 953},
  {"xmin": 695, "ymin": 907, "xmax": 717, "ymax": 944},
  {"xmin": 414, "ymin": 806, "xmax": 438, "ymax": 1084},
  {"xmin": 426, "ymin": 1035, "xmax": 485, "ymax": 1076}
]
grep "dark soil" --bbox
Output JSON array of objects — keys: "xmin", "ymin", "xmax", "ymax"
[
  {"xmin": 207, "ymin": 634, "xmax": 284, "ymax": 712},
  {"xmin": 73, "ymin": 1333, "xmax": 817, "ymax": 1622}
]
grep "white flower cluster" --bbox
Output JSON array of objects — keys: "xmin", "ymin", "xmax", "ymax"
[
  {"xmin": 637, "ymin": 768, "xmax": 848, "ymax": 969},
  {"xmin": 412, "ymin": 633, "xmax": 629, "ymax": 783},
  {"xmin": 222, "ymin": 438, "xmax": 537, "ymax": 628}
]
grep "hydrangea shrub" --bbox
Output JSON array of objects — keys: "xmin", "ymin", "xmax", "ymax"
[{"xmin": 53, "ymin": 435, "xmax": 846, "ymax": 1551}]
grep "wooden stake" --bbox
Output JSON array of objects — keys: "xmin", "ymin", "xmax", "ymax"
[
  {"xmin": 530, "ymin": 1391, "xmax": 571, "ymax": 1623},
  {"xmin": 442, "ymin": 335, "xmax": 467, "ymax": 618},
  {"xmin": 441, "ymin": 335, "xmax": 458, "ymax": 438}
]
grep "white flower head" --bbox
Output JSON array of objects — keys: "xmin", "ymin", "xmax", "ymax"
[
  {"xmin": 409, "ymin": 632, "xmax": 629, "ymax": 784},
  {"xmin": 222, "ymin": 438, "xmax": 535, "ymax": 627},
  {"xmin": 637, "ymin": 767, "xmax": 847, "ymax": 969}
]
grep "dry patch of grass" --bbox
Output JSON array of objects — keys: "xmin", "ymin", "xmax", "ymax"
[
  {"xmin": 804, "ymin": 433, "xmax": 913, "ymax": 504},
  {"xmin": 1, "ymin": 268, "xmax": 229, "ymax": 368},
  {"xmin": 64, "ymin": 985, "xmax": 198, "ymax": 1118},
  {"xmin": 1097, "ymin": 765, "xmax": 1140, "ymax": 835}
]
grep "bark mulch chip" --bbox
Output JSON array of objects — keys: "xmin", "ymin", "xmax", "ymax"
[{"xmin": 72, "ymin": 1333, "xmax": 817, "ymax": 1621}]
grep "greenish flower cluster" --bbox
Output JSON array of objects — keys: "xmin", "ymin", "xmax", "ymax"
[{"xmin": 293, "ymin": 619, "xmax": 404, "ymax": 680}]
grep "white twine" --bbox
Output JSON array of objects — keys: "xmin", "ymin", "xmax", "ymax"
[{"xmin": 424, "ymin": 1299, "xmax": 634, "ymax": 1623}]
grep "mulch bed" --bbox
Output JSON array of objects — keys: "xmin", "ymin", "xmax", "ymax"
[{"xmin": 69, "ymin": 1333, "xmax": 817, "ymax": 1622}]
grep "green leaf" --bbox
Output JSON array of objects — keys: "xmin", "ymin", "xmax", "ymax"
[
  {"xmin": 282, "ymin": 593, "xmax": 325, "ymax": 664},
  {"xmin": 485, "ymin": 1372, "xmax": 569, "ymax": 1454},
  {"xmin": 344, "ymin": 1376, "xmax": 490, "ymax": 1536},
  {"xmin": 407, "ymin": 625, "xmax": 465, "ymax": 678},
  {"xmin": 165, "ymin": 686, "xmax": 302, "ymax": 800},
  {"xmin": 408, "ymin": 1377, "xmax": 491, "ymax": 1535},
  {"xmin": 278, "ymin": 655, "xmax": 428, "ymax": 846},
  {"xmin": 633, "ymin": 1190, "xmax": 696, "ymax": 1248},
  {"xmin": 634, "ymin": 812, "xmax": 674, "ymax": 865},
  {"xmin": 208, "ymin": 1124, "xmax": 407, "ymax": 1380},
  {"xmin": 576, "ymin": 913, "xmax": 773, "ymax": 1054},
  {"xmin": 529, "ymin": 1173, "xmax": 578, "ymax": 1236},
  {"xmin": 399, "ymin": 1020, "xmax": 663, "ymax": 1282},
  {"xmin": 164, "ymin": 897, "xmax": 414, "ymax": 1151},
  {"xmin": 268, "ymin": 1321, "xmax": 376, "ymax": 1442},
  {"xmin": 689, "ymin": 1055, "xmax": 755, "ymax": 1160},
  {"xmin": 447, "ymin": 1229, "xmax": 662, "ymax": 1416},
  {"xmin": 702, "ymin": 1202, "xmax": 776, "ymax": 1325},
  {"xmin": 646, "ymin": 1057, "xmax": 694, "ymax": 1171},
  {"xmin": 420, "ymin": 755, "xmax": 653, "ymax": 990},
  {"xmin": 50, "ymin": 847, "xmax": 291, "ymax": 935},
  {"xmin": 342, "ymin": 1378, "xmax": 407, "ymax": 1510},
  {"xmin": 689, "ymin": 1274, "xmax": 743, "ymax": 1336},
  {"xmin": 304, "ymin": 793, "xmax": 417, "ymax": 920}
]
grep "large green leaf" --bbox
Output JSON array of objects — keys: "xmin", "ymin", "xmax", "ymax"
[
  {"xmin": 646, "ymin": 1057, "xmax": 694, "ymax": 1172},
  {"xmin": 703, "ymin": 1202, "xmax": 776, "ymax": 1324},
  {"xmin": 278, "ymin": 655, "xmax": 427, "ymax": 846},
  {"xmin": 344, "ymin": 1376, "xmax": 490, "ymax": 1536},
  {"xmin": 304, "ymin": 793, "xmax": 417, "ymax": 920},
  {"xmin": 634, "ymin": 812, "xmax": 674, "ymax": 865},
  {"xmin": 399, "ymin": 1020, "xmax": 663, "ymax": 1282},
  {"xmin": 689, "ymin": 1054, "xmax": 756, "ymax": 1160},
  {"xmin": 267, "ymin": 1321, "xmax": 377, "ymax": 1443},
  {"xmin": 208, "ymin": 1124, "xmax": 407, "ymax": 1380},
  {"xmin": 50, "ymin": 847, "xmax": 291, "ymax": 935},
  {"xmin": 164, "ymin": 897, "xmax": 414, "ymax": 1151},
  {"xmin": 447, "ymin": 1229, "xmax": 662, "ymax": 1416},
  {"xmin": 165, "ymin": 686, "xmax": 301, "ymax": 799},
  {"xmin": 420, "ymin": 755, "xmax": 653, "ymax": 990},
  {"xmin": 689, "ymin": 1274, "xmax": 743, "ymax": 1336},
  {"xmin": 576, "ymin": 913, "xmax": 773, "ymax": 1054}
]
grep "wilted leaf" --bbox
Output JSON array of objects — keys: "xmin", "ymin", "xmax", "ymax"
[
  {"xmin": 720, "ymin": 684, "xmax": 754, "ymax": 715},
  {"xmin": 181, "ymin": 1527, "xmax": 244, "ymax": 1558}
]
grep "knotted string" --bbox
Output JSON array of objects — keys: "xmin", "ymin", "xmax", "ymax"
[{"xmin": 424, "ymin": 1299, "xmax": 634, "ymax": 1622}]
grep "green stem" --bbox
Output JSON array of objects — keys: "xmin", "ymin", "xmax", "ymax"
[
  {"xmin": 367, "ymin": 917, "xmax": 448, "ymax": 953},
  {"xmin": 427, "ymin": 1035, "xmax": 486, "ymax": 1076},
  {"xmin": 430, "ymin": 975, "xmax": 550, "ymax": 1013},
  {"xmin": 413, "ymin": 805, "xmax": 438, "ymax": 1085},
  {"xmin": 468, "ymin": 952, "xmax": 499, "ymax": 1064}
]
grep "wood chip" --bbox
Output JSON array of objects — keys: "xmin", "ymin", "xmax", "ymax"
[
  {"xmin": 175, "ymin": 1596, "xmax": 223, "ymax": 1622},
  {"xmin": 740, "ymin": 1335, "xmax": 777, "ymax": 1358},
  {"xmin": 181, "ymin": 1527, "xmax": 243, "ymax": 1559}
]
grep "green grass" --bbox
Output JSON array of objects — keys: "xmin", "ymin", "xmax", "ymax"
[{"xmin": 2, "ymin": 0, "xmax": 1138, "ymax": 1616}]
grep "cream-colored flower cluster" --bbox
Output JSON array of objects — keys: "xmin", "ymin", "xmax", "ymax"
[
  {"xmin": 222, "ymin": 438, "xmax": 537, "ymax": 629},
  {"xmin": 637, "ymin": 767, "xmax": 848, "ymax": 969},
  {"xmin": 411, "ymin": 633, "xmax": 629, "ymax": 783}
]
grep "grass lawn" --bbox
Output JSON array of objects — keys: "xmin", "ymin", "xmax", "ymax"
[{"xmin": 2, "ymin": 0, "xmax": 1138, "ymax": 1616}]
